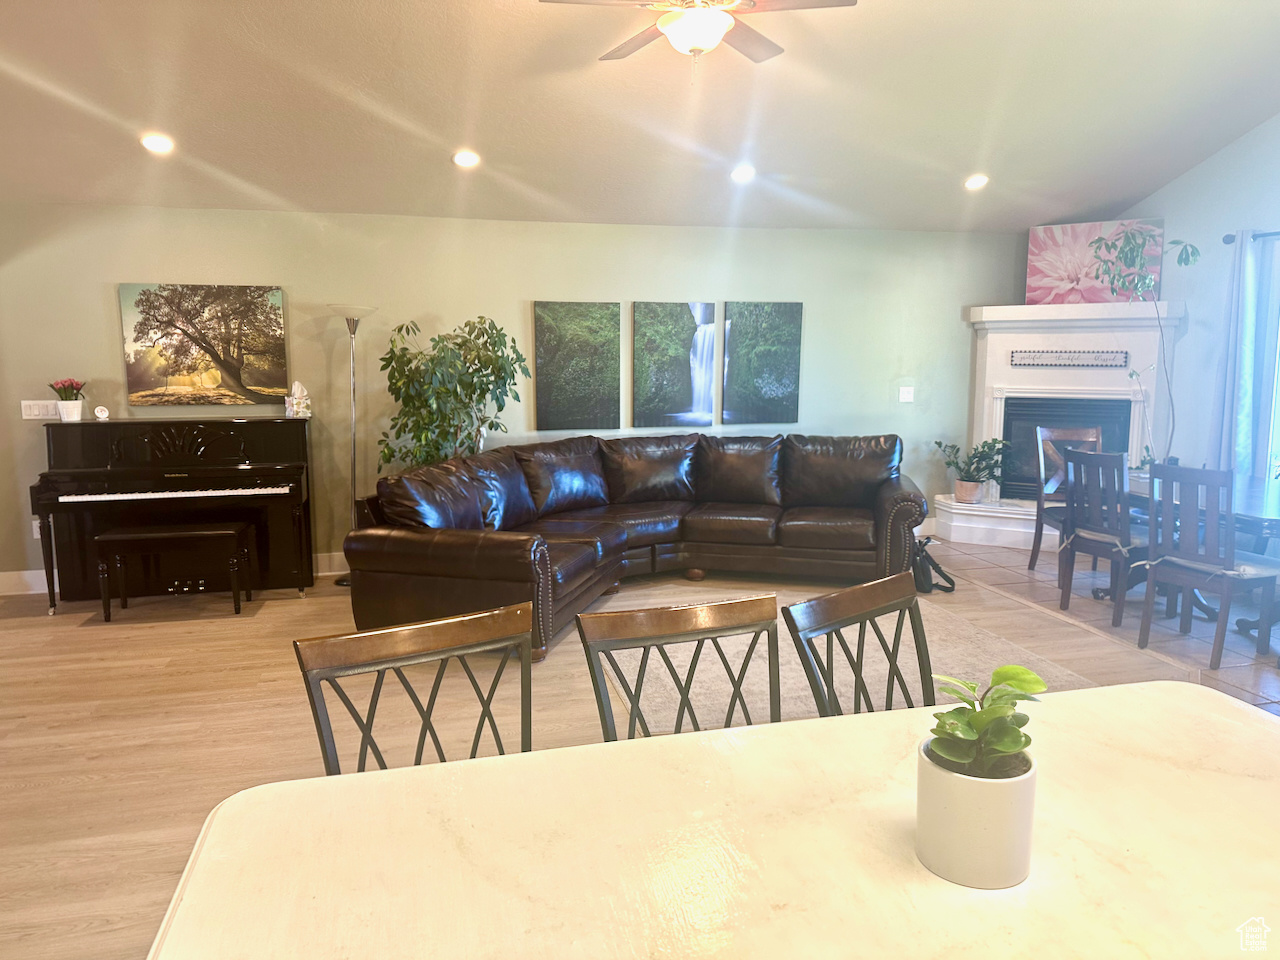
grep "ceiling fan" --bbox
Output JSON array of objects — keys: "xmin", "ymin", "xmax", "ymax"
[{"xmin": 539, "ymin": 0, "xmax": 857, "ymax": 63}]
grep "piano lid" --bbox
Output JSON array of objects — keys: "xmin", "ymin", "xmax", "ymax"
[{"xmin": 45, "ymin": 418, "xmax": 309, "ymax": 471}]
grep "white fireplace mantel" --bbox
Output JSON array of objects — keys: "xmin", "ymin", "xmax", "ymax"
[{"xmin": 966, "ymin": 301, "xmax": 1185, "ymax": 334}]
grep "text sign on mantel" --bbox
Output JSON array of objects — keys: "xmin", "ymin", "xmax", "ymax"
[{"xmin": 1010, "ymin": 349, "xmax": 1129, "ymax": 369}]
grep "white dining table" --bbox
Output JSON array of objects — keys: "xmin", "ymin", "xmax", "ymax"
[{"xmin": 147, "ymin": 681, "xmax": 1280, "ymax": 959}]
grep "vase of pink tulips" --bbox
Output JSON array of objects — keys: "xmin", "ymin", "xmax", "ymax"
[{"xmin": 50, "ymin": 378, "xmax": 85, "ymax": 422}]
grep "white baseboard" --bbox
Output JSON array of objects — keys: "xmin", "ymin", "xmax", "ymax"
[{"xmin": 0, "ymin": 553, "xmax": 349, "ymax": 597}]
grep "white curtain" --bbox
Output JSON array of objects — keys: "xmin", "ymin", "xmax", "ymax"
[{"xmin": 1208, "ymin": 232, "xmax": 1280, "ymax": 476}]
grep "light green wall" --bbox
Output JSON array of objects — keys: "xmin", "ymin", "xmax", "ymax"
[
  {"xmin": 0, "ymin": 202, "xmax": 1023, "ymax": 575},
  {"xmin": 1122, "ymin": 110, "xmax": 1280, "ymax": 465}
]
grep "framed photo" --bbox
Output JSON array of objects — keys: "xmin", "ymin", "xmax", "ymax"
[
  {"xmin": 723, "ymin": 302, "xmax": 802, "ymax": 425},
  {"xmin": 633, "ymin": 301, "xmax": 715, "ymax": 428},
  {"xmin": 533, "ymin": 301, "xmax": 621, "ymax": 430},
  {"xmin": 1026, "ymin": 219, "xmax": 1164, "ymax": 305},
  {"xmin": 119, "ymin": 283, "xmax": 287, "ymax": 405}
]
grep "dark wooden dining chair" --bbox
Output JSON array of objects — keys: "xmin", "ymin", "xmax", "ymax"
[
  {"xmin": 1137, "ymin": 465, "xmax": 1279, "ymax": 669},
  {"xmin": 1059, "ymin": 449, "xmax": 1149, "ymax": 627},
  {"xmin": 293, "ymin": 602, "xmax": 533, "ymax": 774},
  {"xmin": 780, "ymin": 572, "xmax": 935, "ymax": 716},
  {"xmin": 576, "ymin": 594, "xmax": 783, "ymax": 741},
  {"xmin": 1028, "ymin": 425, "xmax": 1103, "ymax": 577}
]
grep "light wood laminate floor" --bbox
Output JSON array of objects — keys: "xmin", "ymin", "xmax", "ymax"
[{"xmin": 0, "ymin": 539, "xmax": 1274, "ymax": 959}]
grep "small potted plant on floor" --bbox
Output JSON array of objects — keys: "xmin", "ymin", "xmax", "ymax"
[
  {"xmin": 49, "ymin": 378, "xmax": 86, "ymax": 422},
  {"xmin": 916, "ymin": 665, "xmax": 1047, "ymax": 889},
  {"xmin": 934, "ymin": 438, "xmax": 1008, "ymax": 503}
]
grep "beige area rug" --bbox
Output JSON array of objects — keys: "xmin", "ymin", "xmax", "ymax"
[{"xmin": 568, "ymin": 577, "xmax": 1093, "ymax": 735}]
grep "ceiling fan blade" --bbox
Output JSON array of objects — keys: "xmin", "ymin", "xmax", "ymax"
[
  {"xmin": 600, "ymin": 24, "xmax": 664, "ymax": 60},
  {"xmin": 722, "ymin": 19, "xmax": 784, "ymax": 62},
  {"xmin": 736, "ymin": 0, "xmax": 856, "ymax": 11}
]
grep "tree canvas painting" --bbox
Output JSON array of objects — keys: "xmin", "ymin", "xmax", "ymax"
[
  {"xmin": 633, "ymin": 302, "xmax": 714, "ymax": 428},
  {"xmin": 119, "ymin": 283, "xmax": 288, "ymax": 405},
  {"xmin": 723, "ymin": 301, "xmax": 802, "ymax": 424},
  {"xmin": 533, "ymin": 301, "xmax": 620, "ymax": 430}
]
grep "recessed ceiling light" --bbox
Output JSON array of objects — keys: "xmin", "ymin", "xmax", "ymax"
[
  {"xmin": 452, "ymin": 149, "xmax": 481, "ymax": 168},
  {"xmin": 964, "ymin": 173, "xmax": 989, "ymax": 191},
  {"xmin": 731, "ymin": 163, "xmax": 756, "ymax": 185},
  {"xmin": 140, "ymin": 132, "xmax": 175, "ymax": 156}
]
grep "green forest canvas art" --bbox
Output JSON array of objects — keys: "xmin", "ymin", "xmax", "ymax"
[
  {"xmin": 723, "ymin": 301, "xmax": 802, "ymax": 424},
  {"xmin": 533, "ymin": 301, "xmax": 621, "ymax": 430},
  {"xmin": 119, "ymin": 283, "xmax": 287, "ymax": 405},
  {"xmin": 633, "ymin": 301, "xmax": 714, "ymax": 428}
]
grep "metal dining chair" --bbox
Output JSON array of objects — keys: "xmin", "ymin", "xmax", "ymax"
[
  {"xmin": 293, "ymin": 602, "xmax": 534, "ymax": 774},
  {"xmin": 576, "ymin": 594, "xmax": 783, "ymax": 741},
  {"xmin": 781, "ymin": 572, "xmax": 935, "ymax": 716},
  {"xmin": 1137, "ymin": 465, "xmax": 1279, "ymax": 669},
  {"xmin": 1058, "ymin": 449, "xmax": 1149, "ymax": 627},
  {"xmin": 1028, "ymin": 425, "xmax": 1103, "ymax": 580}
]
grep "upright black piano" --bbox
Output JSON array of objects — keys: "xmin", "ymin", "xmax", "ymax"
[{"xmin": 29, "ymin": 418, "xmax": 313, "ymax": 612}]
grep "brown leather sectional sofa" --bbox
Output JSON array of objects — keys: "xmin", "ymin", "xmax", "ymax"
[{"xmin": 345, "ymin": 433, "xmax": 928, "ymax": 659}]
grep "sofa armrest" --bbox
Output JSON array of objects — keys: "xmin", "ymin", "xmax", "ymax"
[
  {"xmin": 344, "ymin": 526, "xmax": 547, "ymax": 582},
  {"xmin": 875, "ymin": 475, "xmax": 928, "ymax": 576}
]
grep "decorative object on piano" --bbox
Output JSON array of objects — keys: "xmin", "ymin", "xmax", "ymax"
[
  {"xmin": 533, "ymin": 301, "xmax": 619, "ymax": 431},
  {"xmin": 284, "ymin": 381, "xmax": 311, "ymax": 419},
  {"xmin": 379, "ymin": 316, "xmax": 530, "ymax": 469},
  {"xmin": 916, "ymin": 665, "xmax": 1046, "ymax": 889},
  {"xmin": 934, "ymin": 438, "xmax": 1009, "ymax": 504},
  {"xmin": 119, "ymin": 284, "xmax": 287, "ymax": 406},
  {"xmin": 1026, "ymin": 219, "xmax": 1164, "ymax": 304},
  {"xmin": 49, "ymin": 378, "xmax": 85, "ymax": 422},
  {"xmin": 94, "ymin": 405, "xmax": 110, "ymax": 421}
]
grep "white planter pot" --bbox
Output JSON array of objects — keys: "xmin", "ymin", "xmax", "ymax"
[
  {"xmin": 916, "ymin": 738, "xmax": 1036, "ymax": 889},
  {"xmin": 953, "ymin": 480, "xmax": 983, "ymax": 504},
  {"xmin": 56, "ymin": 400, "xmax": 83, "ymax": 422}
]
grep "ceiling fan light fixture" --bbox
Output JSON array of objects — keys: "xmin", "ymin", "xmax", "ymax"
[{"xmin": 656, "ymin": 8, "xmax": 735, "ymax": 56}]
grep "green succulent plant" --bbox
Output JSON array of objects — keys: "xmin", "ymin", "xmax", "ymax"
[
  {"xmin": 934, "ymin": 438, "xmax": 1009, "ymax": 484},
  {"xmin": 927, "ymin": 665, "xmax": 1047, "ymax": 779}
]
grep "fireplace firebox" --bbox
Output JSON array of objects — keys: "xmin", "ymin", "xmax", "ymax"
[{"xmin": 1000, "ymin": 397, "xmax": 1131, "ymax": 500}]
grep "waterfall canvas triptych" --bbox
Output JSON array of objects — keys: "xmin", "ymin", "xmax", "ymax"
[{"xmin": 533, "ymin": 300, "xmax": 802, "ymax": 430}]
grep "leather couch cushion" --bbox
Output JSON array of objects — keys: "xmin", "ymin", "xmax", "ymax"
[
  {"xmin": 550, "ymin": 501, "xmax": 694, "ymax": 547},
  {"xmin": 512, "ymin": 436, "xmax": 609, "ymax": 516},
  {"xmin": 782, "ymin": 435, "xmax": 902, "ymax": 509},
  {"xmin": 601, "ymin": 434, "xmax": 697, "ymax": 503},
  {"xmin": 377, "ymin": 461, "xmax": 485, "ymax": 530},
  {"xmin": 696, "ymin": 435, "xmax": 783, "ymax": 506},
  {"xmin": 459, "ymin": 448, "xmax": 537, "ymax": 530},
  {"xmin": 513, "ymin": 519, "xmax": 626, "ymax": 564},
  {"xmin": 683, "ymin": 502, "xmax": 781, "ymax": 545},
  {"xmin": 546, "ymin": 541, "xmax": 599, "ymax": 599},
  {"xmin": 778, "ymin": 507, "xmax": 876, "ymax": 550}
]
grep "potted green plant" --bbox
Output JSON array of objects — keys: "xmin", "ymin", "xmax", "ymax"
[
  {"xmin": 916, "ymin": 665, "xmax": 1047, "ymax": 889},
  {"xmin": 49, "ymin": 378, "xmax": 86, "ymax": 422},
  {"xmin": 378, "ymin": 317, "xmax": 530, "ymax": 470},
  {"xmin": 934, "ymin": 438, "xmax": 1008, "ymax": 504}
]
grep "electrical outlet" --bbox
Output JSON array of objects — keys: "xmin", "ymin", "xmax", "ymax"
[
  {"xmin": 21, "ymin": 400, "xmax": 59, "ymax": 420},
  {"xmin": 898, "ymin": 386, "xmax": 915, "ymax": 403},
  {"xmin": 32, "ymin": 519, "xmax": 42, "ymax": 540}
]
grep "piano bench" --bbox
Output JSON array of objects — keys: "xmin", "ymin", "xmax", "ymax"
[{"xmin": 94, "ymin": 523, "xmax": 255, "ymax": 622}]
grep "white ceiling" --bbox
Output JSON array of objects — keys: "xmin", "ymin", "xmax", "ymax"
[{"xmin": 2, "ymin": 0, "xmax": 1280, "ymax": 231}]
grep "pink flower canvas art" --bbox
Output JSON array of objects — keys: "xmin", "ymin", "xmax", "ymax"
[{"xmin": 1025, "ymin": 219, "xmax": 1163, "ymax": 304}]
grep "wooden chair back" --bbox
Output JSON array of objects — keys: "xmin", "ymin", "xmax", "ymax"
[
  {"xmin": 293, "ymin": 602, "xmax": 533, "ymax": 775},
  {"xmin": 780, "ymin": 572, "xmax": 935, "ymax": 716},
  {"xmin": 575, "ymin": 595, "xmax": 781, "ymax": 741},
  {"xmin": 1037, "ymin": 425, "xmax": 1103, "ymax": 502},
  {"xmin": 1063, "ymin": 449, "xmax": 1134, "ymax": 545},
  {"xmin": 1148, "ymin": 463, "xmax": 1235, "ymax": 570}
]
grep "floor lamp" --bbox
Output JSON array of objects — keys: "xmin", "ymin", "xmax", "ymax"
[{"xmin": 329, "ymin": 304, "xmax": 377, "ymax": 587}]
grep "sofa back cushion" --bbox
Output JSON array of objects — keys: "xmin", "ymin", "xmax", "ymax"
[
  {"xmin": 601, "ymin": 434, "xmax": 698, "ymax": 503},
  {"xmin": 459, "ymin": 448, "xmax": 538, "ymax": 530},
  {"xmin": 377, "ymin": 461, "xmax": 485, "ymax": 530},
  {"xmin": 513, "ymin": 436, "xmax": 609, "ymax": 516},
  {"xmin": 696, "ymin": 435, "xmax": 783, "ymax": 506},
  {"xmin": 782, "ymin": 434, "xmax": 902, "ymax": 508}
]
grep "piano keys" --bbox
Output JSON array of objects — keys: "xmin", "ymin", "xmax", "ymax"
[{"xmin": 30, "ymin": 418, "xmax": 314, "ymax": 613}]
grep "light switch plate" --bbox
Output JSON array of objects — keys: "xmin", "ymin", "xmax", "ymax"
[
  {"xmin": 898, "ymin": 386, "xmax": 915, "ymax": 403},
  {"xmin": 21, "ymin": 400, "xmax": 59, "ymax": 419}
]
